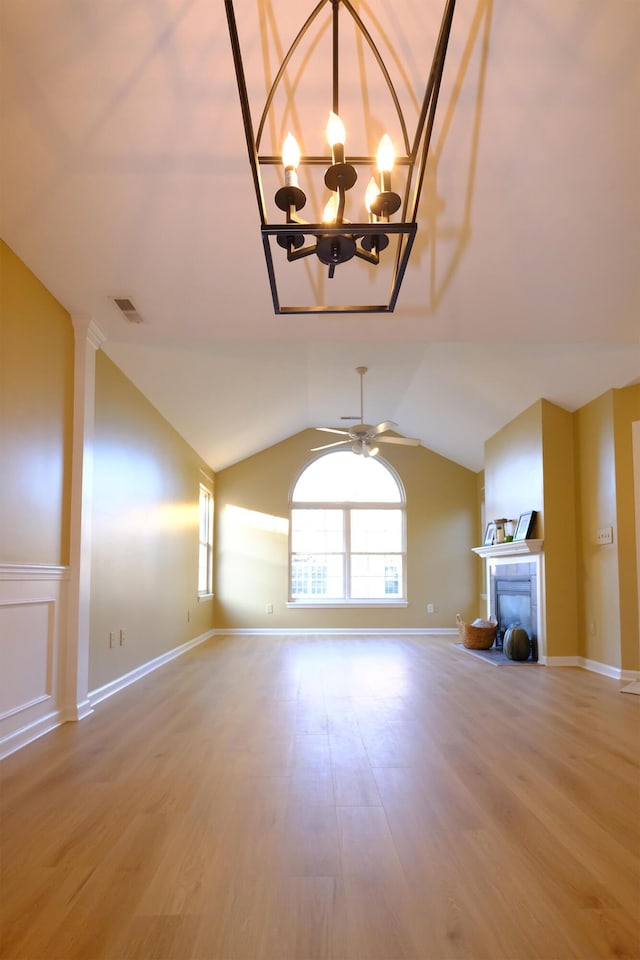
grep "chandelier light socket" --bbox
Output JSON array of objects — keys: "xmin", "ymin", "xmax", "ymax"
[
  {"xmin": 316, "ymin": 234, "xmax": 357, "ymax": 266},
  {"xmin": 324, "ymin": 161, "xmax": 358, "ymax": 193},
  {"xmin": 370, "ymin": 190, "xmax": 401, "ymax": 219},
  {"xmin": 274, "ymin": 185, "xmax": 307, "ymax": 213}
]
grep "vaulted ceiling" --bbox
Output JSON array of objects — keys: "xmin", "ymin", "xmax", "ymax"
[{"xmin": 2, "ymin": 0, "xmax": 638, "ymax": 472}]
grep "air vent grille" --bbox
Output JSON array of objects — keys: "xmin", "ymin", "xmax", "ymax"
[{"xmin": 112, "ymin": 297, "xmax": 143, "ymax": 324}]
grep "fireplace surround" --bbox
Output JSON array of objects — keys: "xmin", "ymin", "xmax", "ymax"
[{"xmin": 472, "ymin": 539, "xmax": 545, "ymax": 662}]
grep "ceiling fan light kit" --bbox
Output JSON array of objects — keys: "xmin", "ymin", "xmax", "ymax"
[
  {"xmin": 225, "ymin": 0, "xmax": 457, "ymax": 314},
  {"xmin": 312, "ymin": 367, "xmax": 420, "ymax": 456}
]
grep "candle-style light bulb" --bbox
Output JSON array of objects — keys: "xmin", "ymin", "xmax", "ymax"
[
  {"xmin": 377, "ymin": 134, "xmax": 395, "ymax": 193},
  {"xmin": 327, "ymin": 111, "xmax": 345, "ymax": 164},
  {"xmin": 365, "ymin": 177, "xmax": 380, "ymax": 220},
  {"xmin": 282, "ymin": 132, "xmax": 300, "ymax": 188},
  {"xmin": 282, "ymin": 133, "xmax": 300, "ymax": 169},
  {"xmin": 322, "ymin": 193, "xmax": 338, "ymax": 223}
]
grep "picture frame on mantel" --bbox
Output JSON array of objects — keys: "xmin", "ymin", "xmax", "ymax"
[
  {"xmin": 483, "ymin": 521, "xmax": 497, "ymax": 545},
  {"xmin": 514, "ymin": 510, "xmax": 537, "ymax": 541}
]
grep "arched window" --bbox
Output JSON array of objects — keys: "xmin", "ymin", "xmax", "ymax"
[{"xmin": 289, "ymin": 451, "xmax": 407, "ymax": 605}]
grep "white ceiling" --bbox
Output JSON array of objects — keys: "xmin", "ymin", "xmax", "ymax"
[{"xmin": 2, "ymin": 0, "xmax": 638, "ymax": 472}]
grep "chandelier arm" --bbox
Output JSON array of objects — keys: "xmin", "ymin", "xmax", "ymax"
[
  {"xmin": 407, "ymin": 0, "xmax": 457, "ymax": 220},
  {"xmin": 225, "ymin": 0, "xmax": 267, "ymax": 225},
  {"xmin": 255, "ymin": 0, "xmax": 329, "ymax": 150},
  {"xmin": 339, "ymin": 0, "xmax": 411, "ymax": 156},
  {"xmin": 354, "ymin": 246, "xmax": 379, "ymax": 266},
  {"xmin": 287, "ymin": 243, "xmax": 317, "ymax": 262}
]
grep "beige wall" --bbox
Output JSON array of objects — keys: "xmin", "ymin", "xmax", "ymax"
[
  {"xmin": 214, "ymin": 429, "xmax": 479, "ymax": 631},
  {"xmin": 575, "ymin": 390, "xmax": 620, "ymax": 666},
  {"xmin": 575, "ymin": 385, "xmax": 640, "ymax": 671},
  {"xmin": 614, "ymin": 387, "xmax": 640, "ymax": 670},
  {"xmin": 0, "ymin": 241, "xmax": 74, "ymax": 564},
  {"xmin": 484, "ymin": 398, "xmax": 579, "ymax": 658},
  {"xmin": 484, "ymin": 400, "xmax": 544, "ymax": 538},
  {"xmin": 89, "ymin": 352, "xmax": 215, "ymax": 690},
  {"xmin": 541, "ymin": 400, "xmax": 578, "ymax": 657}
]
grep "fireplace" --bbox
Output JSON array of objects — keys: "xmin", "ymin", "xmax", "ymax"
[
  {"xmin": 472, "ymin": 538, "xmax": 545, "ymax": 661},
  {"xmin": 491, "ymin": 561, "xmax": 538, "ymax": 660}
]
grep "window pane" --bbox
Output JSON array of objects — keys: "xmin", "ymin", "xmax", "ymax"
[
  {"xmin": 198, "ymin": 543, "xmax": 209, "ymax": 593},
  {"xmin": 291, "ymin": 554, "xmax": 344, "ymax": 599},
  {"xmin": 351, "ymin": 509, "xmax": 402, "ymax": 552},
  {"xmin": 351, "ymin": 554, "xmax": 403, "ymax": 599},
  {"xmin": 291, "ymin": 509, "xmax": 343, "ymax": 553},
  {"xmin": 292, "ymin": 451, "xmax": 401, "ymax": 503}
]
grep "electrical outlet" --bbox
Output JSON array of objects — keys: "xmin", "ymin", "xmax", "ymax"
[
  {"xmin": 427, "ymin": 603, "xmax": 434, "ymax": 614},
  {"xmin": 597, "ymin": 526, "xmax": 613, "ymax": 545},
  {"xmin": 266, "ymin": 602, "xmax": 274, "ymax": 614}
]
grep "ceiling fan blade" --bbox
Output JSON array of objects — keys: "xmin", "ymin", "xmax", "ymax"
[
  {"xmin": 377, "ymin": 435, "xmax": 421, "ymax": 446},
  {"xmin": 314, "ymin": 427, "xmax": 351, "ymax": 436},
  {"xmin": 310, "ymin": 439, "xmax": 351, "ymax": 451},
  {"xmin": 369, "ymin": 420, "xmax": 398, "ymax": 437}
]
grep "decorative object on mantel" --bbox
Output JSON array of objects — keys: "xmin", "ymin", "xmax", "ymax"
[
  {"xmin": 514, "ymin": 510, "xmax": 537, "ymax": 541},
  {"xmin": 493, "ymin": 518, "xmax": 508, "ymax": 544},
  {"xmin": 503, "ymin": 625, "xmax": 531, "ymax": 661},
  {"xmin": 456, "ymin": 614, "xmax": 496, "ymax": 650},
  {"xmin": 483, "ymin": 521, "xmax": 496, "ymax": 545}
]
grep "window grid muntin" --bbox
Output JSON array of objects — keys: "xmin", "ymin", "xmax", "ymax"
[{"xmin": 290, "ymin": 501, "xmax": 406, "ymax": 602}]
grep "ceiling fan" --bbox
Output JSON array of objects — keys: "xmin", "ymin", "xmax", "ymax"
[{"xmin": 312, "ymin": 366, "xmax": 421, "ymax": 457}]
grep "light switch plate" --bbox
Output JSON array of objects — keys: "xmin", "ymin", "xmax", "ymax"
[{"xmin": 597, "ymin": 526, "xmax": 613, "ymax": 545}]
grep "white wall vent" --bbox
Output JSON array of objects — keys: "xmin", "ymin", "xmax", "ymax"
[{"xmin": 112, "ymin": 297, "xmax": 143, "ymax": 323}]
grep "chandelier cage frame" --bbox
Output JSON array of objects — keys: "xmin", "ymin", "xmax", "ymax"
[{"xmin": 224, "ymin": 0, "xmax": 457, "ymax": 314}]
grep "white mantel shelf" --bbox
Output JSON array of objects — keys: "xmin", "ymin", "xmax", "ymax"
[{"xmin": 472, "ymin": 539, "xmax": 544, "ymax": 559}]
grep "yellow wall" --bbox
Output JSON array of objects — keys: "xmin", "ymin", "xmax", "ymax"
[
  {"xmin": 214, "ymin": 429, "xmax": 479, "ymax": 630},
  {"xmin": 613, "ymin": 386, "xmax": 640, "ymax": 670},
  {"xmin": 484, "ymin": 398, "xmax": 579, "ymax": 658},
  {"xmin": 541, "ymin": 400, "xmax": 578, "ymax": 657},
  {"xmin": 89, "ymin": 352, "xmax": 215, "ymax": 690},
  {"xmin": 484, "ymin": 400, "xmax": 544, "ymax": 538},
  {"xmin": 574, "ymin": 390, "xmax": 620, "ymax": 666},
  {"xmin": 575, "ymin": 385, "xmax": 640, "ymax": 671},
  {"xmin": 0, "ymin": 241, "xmax": 74, "ymax": 564}
]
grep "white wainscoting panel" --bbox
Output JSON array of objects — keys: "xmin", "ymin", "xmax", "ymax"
[
  {"xmin": 0, "ymin": 600, "xmax": 53, "ymax": 717},
  {"xmin": 0, "ymin": 564, "xmax": 69, "ymax": 758}
]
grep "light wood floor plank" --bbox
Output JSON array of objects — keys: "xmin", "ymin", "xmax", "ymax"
[{"xmin": 1, "ymin": 634, "xmax": 639, "ymax": 959}]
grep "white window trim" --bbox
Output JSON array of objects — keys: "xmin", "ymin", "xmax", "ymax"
[
  {"xmin": 198, "ymin": 484, "xmax": 214, "ymax": 598},
  {"xmin": 289, "ymin": 454, "xmax": 407, "ymax": 606}
]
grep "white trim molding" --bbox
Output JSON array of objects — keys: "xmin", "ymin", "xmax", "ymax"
[
  {"xmin": 88, "ymin": 629, "xmax": 216, "ymax": 706},
  {"xmin": 214, "ymin": 627, "xmax": 458, "ymax": 637},
  {"xmin": 472, "ymin": 539, "xmax": 544, "ymax": 559},
  {"xmin": 545, "ymin": 655, "xmax": 632, "ymax": 680},
  {"xmin": 0, "ymin": 709, "xmax": 65, "ymax": 760},
  {"xmin": 0, "ymin": 564, "xmax": 69, "ymax": 581}
]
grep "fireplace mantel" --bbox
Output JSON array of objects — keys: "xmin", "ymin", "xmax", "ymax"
[{"xmin": 472, "ymin": 539, "xmax": 544, "ymax": 560}]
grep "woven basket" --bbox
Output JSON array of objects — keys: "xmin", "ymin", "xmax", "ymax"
[{"xmin": 456, "ymin": 613, "xmax": 497, "ymax": 650}]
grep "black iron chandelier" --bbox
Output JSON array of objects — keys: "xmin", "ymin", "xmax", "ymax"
[{"xmin": 225, "ymin": 0, "xmax": 457, "ymax": 314}]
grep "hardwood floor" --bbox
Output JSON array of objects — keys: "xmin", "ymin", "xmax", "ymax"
[{"xmin": 1, "ymin": 634, "xmax": 639, "ymax": 960}]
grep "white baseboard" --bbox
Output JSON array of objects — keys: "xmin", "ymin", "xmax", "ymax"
[
  {"xmin": 0, "ymin": 709, "xmax": 64, "ymax": 760},
  {"xmin": 88, "ymin": 629, "xmax": 215, "ymax": 706},
  {"xmin": 545, "ymin": 655, "xmax": 631, "ymax": 680},
  {"xmin": 213, "ymin": 627, "xmax": 458, "ymax": 637}
]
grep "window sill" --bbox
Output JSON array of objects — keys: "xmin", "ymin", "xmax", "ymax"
[
  {"xmin": 287, "ymin": 600, "xmax": 408, "ymax": 609},
  {"xmin": 198, "ymin": 593, "xmax": 214, "ymax": 602}
]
